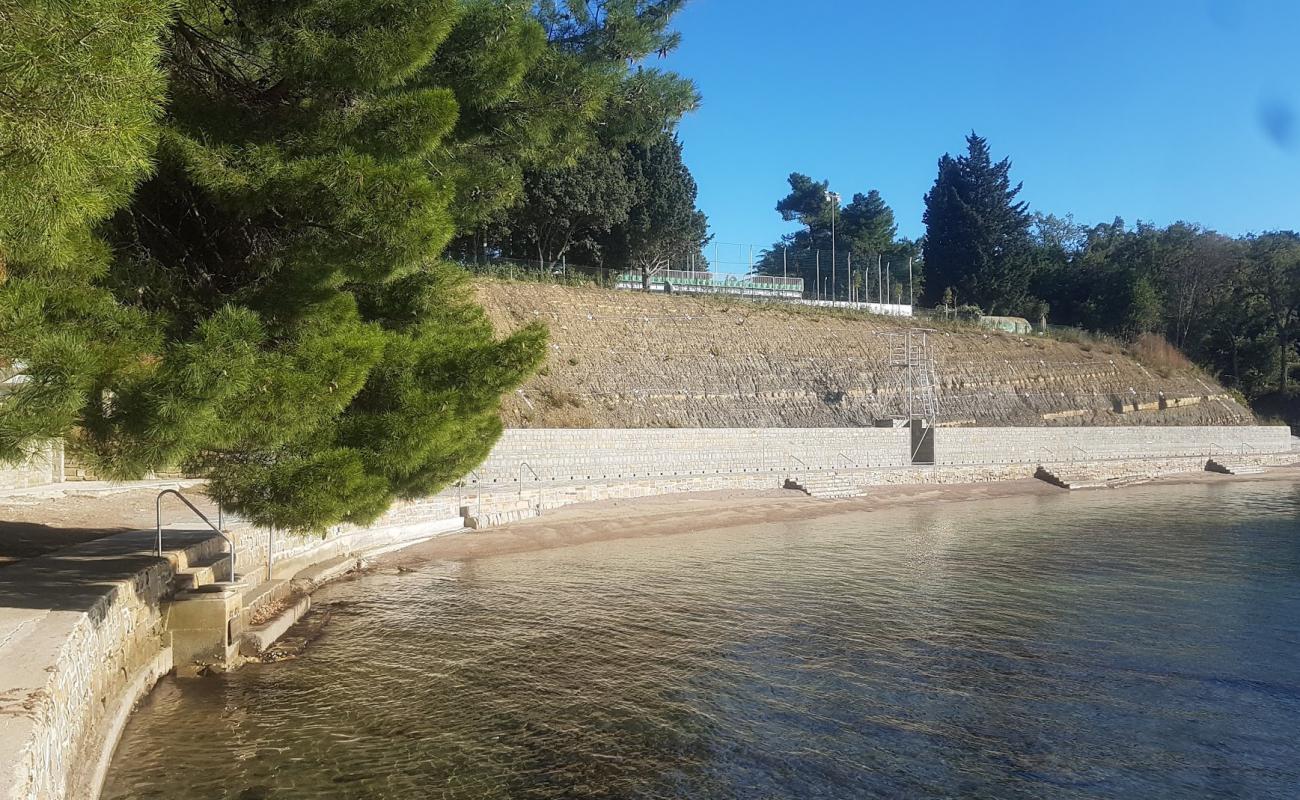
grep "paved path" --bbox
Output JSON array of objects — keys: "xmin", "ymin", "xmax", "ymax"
[{"xmin": 0, "ymin": 526, "xmax": 217, "ymax": 800}]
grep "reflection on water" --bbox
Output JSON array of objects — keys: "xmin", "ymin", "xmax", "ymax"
[{"xmin": 104, "ymin": 482, "xmax": 1300, "ymax": 799}]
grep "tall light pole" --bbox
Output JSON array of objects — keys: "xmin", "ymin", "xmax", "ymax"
[{"xmin": 826, "ymin": 190, "xmax": 840, "ymax": 302}]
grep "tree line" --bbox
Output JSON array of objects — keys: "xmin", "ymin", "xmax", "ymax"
[
  {"xmin": 753, "ymin": 175, "xmax": 922, "ymax": 303},
  {"xmin": 923, "ymin": 133, "xmax": 1300, "ymax": 407},
  {"xmin": 758, "ymin": 133, "xmax": 1300, "ymax": 411},
  {"xmin": 0, "ymin": 0, "xmax": 704, "ymax": 530}
]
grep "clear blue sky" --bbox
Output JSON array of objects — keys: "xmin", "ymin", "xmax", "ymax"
[{"xmin": 659, "ymin": 0, "xmax": 1300, "ymax": 257}]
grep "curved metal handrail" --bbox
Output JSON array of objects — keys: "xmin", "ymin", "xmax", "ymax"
[
  {"xmin": 836, "ymin": 452, "xmax": 859, "ymax": 468},
  {"xmin": 156, "ymin": 489, "xmax": 236, "ymax": 582}
]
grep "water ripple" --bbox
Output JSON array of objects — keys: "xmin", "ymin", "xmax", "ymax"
[{"xmin": 104, "ymin": 481, "xmax": 1300, "ymax": 799}]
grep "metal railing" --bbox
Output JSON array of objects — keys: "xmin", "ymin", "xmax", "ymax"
[
  {"xmin": 518, "ymin": 462, "xmax": 543, "ymax": 508},
  {"xmin": 156, "ymin": 489, "xmax": 236, "ymax": 583},
  {"xmin": 836, "ymin": 452, "xmax": 859, "ymax": 468},
  {"xmin": 456, "ymin": 470, "xmax": 482, "ymax": 520},
  {"xmin": 786, "ymin": 453, "xmax": 808, "ymax": 471},
  {"xmin": 615, "ymin": 269, "xmax": 805, "ymax": 290}
]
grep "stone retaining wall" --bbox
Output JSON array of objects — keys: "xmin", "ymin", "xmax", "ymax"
[
  {"xmin": 0, "ymin": 444, "xmax": 61, "ymax": 492},
  {"xmin": 473, "ymin": 428, "xmax": 912, "ymax": 486},
  {"xmin": 224, "ymin": 496, "xmax": 464, "ymax": 582},
  {"xmin": 463, "ymin": 426, "xmax": 1294, "ymax": 488},
  {"xmin": 934, "ymin": 426, "xmax": 1292, "ymax": 466}
]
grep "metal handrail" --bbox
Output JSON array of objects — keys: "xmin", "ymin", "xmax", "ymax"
[
  {"xmin": 156, "ymin": 489, "xmax": 236, "ymax": 582},
  {"xmin": 1241, "ymin": 442, "xmax": 1259, "ymax": 456},
  {"xmin": 786, "ymin": 453, "xmax": 808, "ymax": 471},
  {"xmin": 518, "ymin": 462, "xmax": 542, "ymax": 508},
  {"xmin": 836, "ymin": 452, "xmax": 859, "ymax": 468},
  {"xmin": 456, "ymin": 470, "xmax": 482, "ymax": 520},
  {"xmin": 1069, "ymin": 444, "xmax": 1088, "ymax": 463}
]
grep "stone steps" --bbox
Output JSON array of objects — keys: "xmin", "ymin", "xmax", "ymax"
[
  {"xmin": 170, "ymin": 552, "xmax": 234, "ymax": 592},
  {"xmin": 1035, "ymin": 464, "xmax": 1155, "ymax": 491},
  {"xmin": 784, "ymin": 474, "xmax": 865, "ymax": 499},
  {"xmin": 1205, "ymin": 458, "xmax": 1267, "ymax": 476},
  {"xmin": 461, "ymin": 495, "xmax": 541, "ymax": 529}
]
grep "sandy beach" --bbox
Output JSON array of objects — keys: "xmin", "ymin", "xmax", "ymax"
[
  {"xmin": 375, "ymin": 466, "xmax": 1300, "ymax": 568},
  {"xmin": 4, "ymin": 467, "xmax": 1297, "ymax": 570}
]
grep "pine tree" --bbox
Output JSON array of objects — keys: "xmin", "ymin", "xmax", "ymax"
[
  {"xmin": 775, "ymin": 173, "xmax": 833, "ymax": 244},
  {"xmin": 839, "ymin": 190, "xmax": 897, "ymax": 262},
  {"xmin": 5, "ymin": 0, "xmax": 551, "ymax": 531},
  {"xmin": 461, "ymin": 0, "xmax": 700, "ymax": 266},
  {"xmin": 922, "ymin": 133, "xmax": 1033, "ymax": 314},
  {"xmin": 0, "ymin": 0, "xmax": 171, "ymax": 462}
]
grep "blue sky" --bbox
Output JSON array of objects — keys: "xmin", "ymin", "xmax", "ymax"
[{"xmin": 659, "ymin": 0, "xmax": 1300, "ymax": 258}]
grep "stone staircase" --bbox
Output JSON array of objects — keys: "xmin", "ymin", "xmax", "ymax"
[
  {"xmin": 784, "ymin": 473, "xmax": 865, "ymax": 499},
  {"xmin": 170, "ymin": 549, "xmax": 235, "ymax": 592},
  {"xmin": 1205, "ymin": 458, "xmax": 1267, "ymax": 476},
  {"xmin": 461, "ymin": 494, "xmax": 541, "ymax": 529},
  {"xmin": 1034, "ymin": 464, "xmax": 1156, "ymax": 491},
  {"xmin": 160, "ymin": 527, "xmax": 245, "ymax": 676}
]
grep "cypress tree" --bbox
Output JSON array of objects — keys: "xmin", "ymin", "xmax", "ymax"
[{"xmin": 922, "ymin": 132, "xmax": 1033, "ymax": 314}]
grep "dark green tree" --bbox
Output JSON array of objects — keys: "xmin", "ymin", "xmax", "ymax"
[
  {"xmin": 1248, "ymin": 232, "xmax": 1300, "ymax": 394},
  {"xmin": 595, "ymin": 134, "xmax": 708, "ymax": 276},
  {"xmin": 757, "ymin": 177, "xmax": 905, "ymax": 302},
  {"xmin": 464, "ymin": 0, "xmax": 700, "ymax": 268},
  {"xmin": 0, "ymin": 0, "xmax": 172, "ymax": 462},
  {"xmin": 501, "ymin": 146, "xmax": 637, "ymax": 268},
  {"xmin": 775, "ymin": 173, "xmax": 833, "ymax": 241},
  {"xmin": 922, "ymin": 132, "xmax": 1034, "ymax": 314},
  {"xmin": 840, "ymin": 190, "xmax": 897, "ymax": 258},
  {"xmin": 6, "ymin": 0, "xmax": 557, "ymax": 531}
]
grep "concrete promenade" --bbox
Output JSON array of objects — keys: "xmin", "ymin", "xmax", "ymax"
[{"xmin": 0, "ymin": 528, "xmax": 214, "ymax": 800}]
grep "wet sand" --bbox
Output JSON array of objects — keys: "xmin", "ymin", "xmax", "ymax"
[{"xmin": 377, "ymin": 466, "xmax": 1300, "ymax": 568}]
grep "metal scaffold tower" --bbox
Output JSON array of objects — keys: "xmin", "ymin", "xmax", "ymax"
[{"xmin": 884, "ymin": 329, "xmax": 941, "ymax": 463}]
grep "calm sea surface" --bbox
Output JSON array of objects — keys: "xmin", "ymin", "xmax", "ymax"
[{"xmin": 103, "ymin": 481, "xmax": 1300, "ymax": 799}]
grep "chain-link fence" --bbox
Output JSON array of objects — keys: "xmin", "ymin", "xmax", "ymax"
[{"xmin": 451, "ymin": 246, "xmax": 919, "ymax": 311}]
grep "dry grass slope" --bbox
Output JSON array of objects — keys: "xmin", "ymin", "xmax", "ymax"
[{"xmin": 475, "ymin": 280, "xmax": 1255, "ymax": 429}]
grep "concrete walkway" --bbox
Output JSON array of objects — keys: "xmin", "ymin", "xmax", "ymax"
[{"xmin": 0, "ymin": 526, "xmax": 219, "ymax": 800}]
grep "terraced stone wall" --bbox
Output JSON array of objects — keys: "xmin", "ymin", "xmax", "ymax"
[{"xmin": 476, "ymin": 281, "xmax": 1254, "ymax": 429}]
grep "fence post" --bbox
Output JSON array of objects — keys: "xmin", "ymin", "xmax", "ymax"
[{"xmin": 877, "ymin": 254, "xmax": 882, "ymax": 305}]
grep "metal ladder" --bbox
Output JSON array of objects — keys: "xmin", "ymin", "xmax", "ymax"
[{"xmin": 887, "ymin": 329, "xmax": 941, "ymax": 425}]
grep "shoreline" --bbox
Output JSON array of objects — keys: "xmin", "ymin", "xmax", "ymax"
[{"xmin": 374, "ymin": 465, "xmax": 1300, "ymax": 570}]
